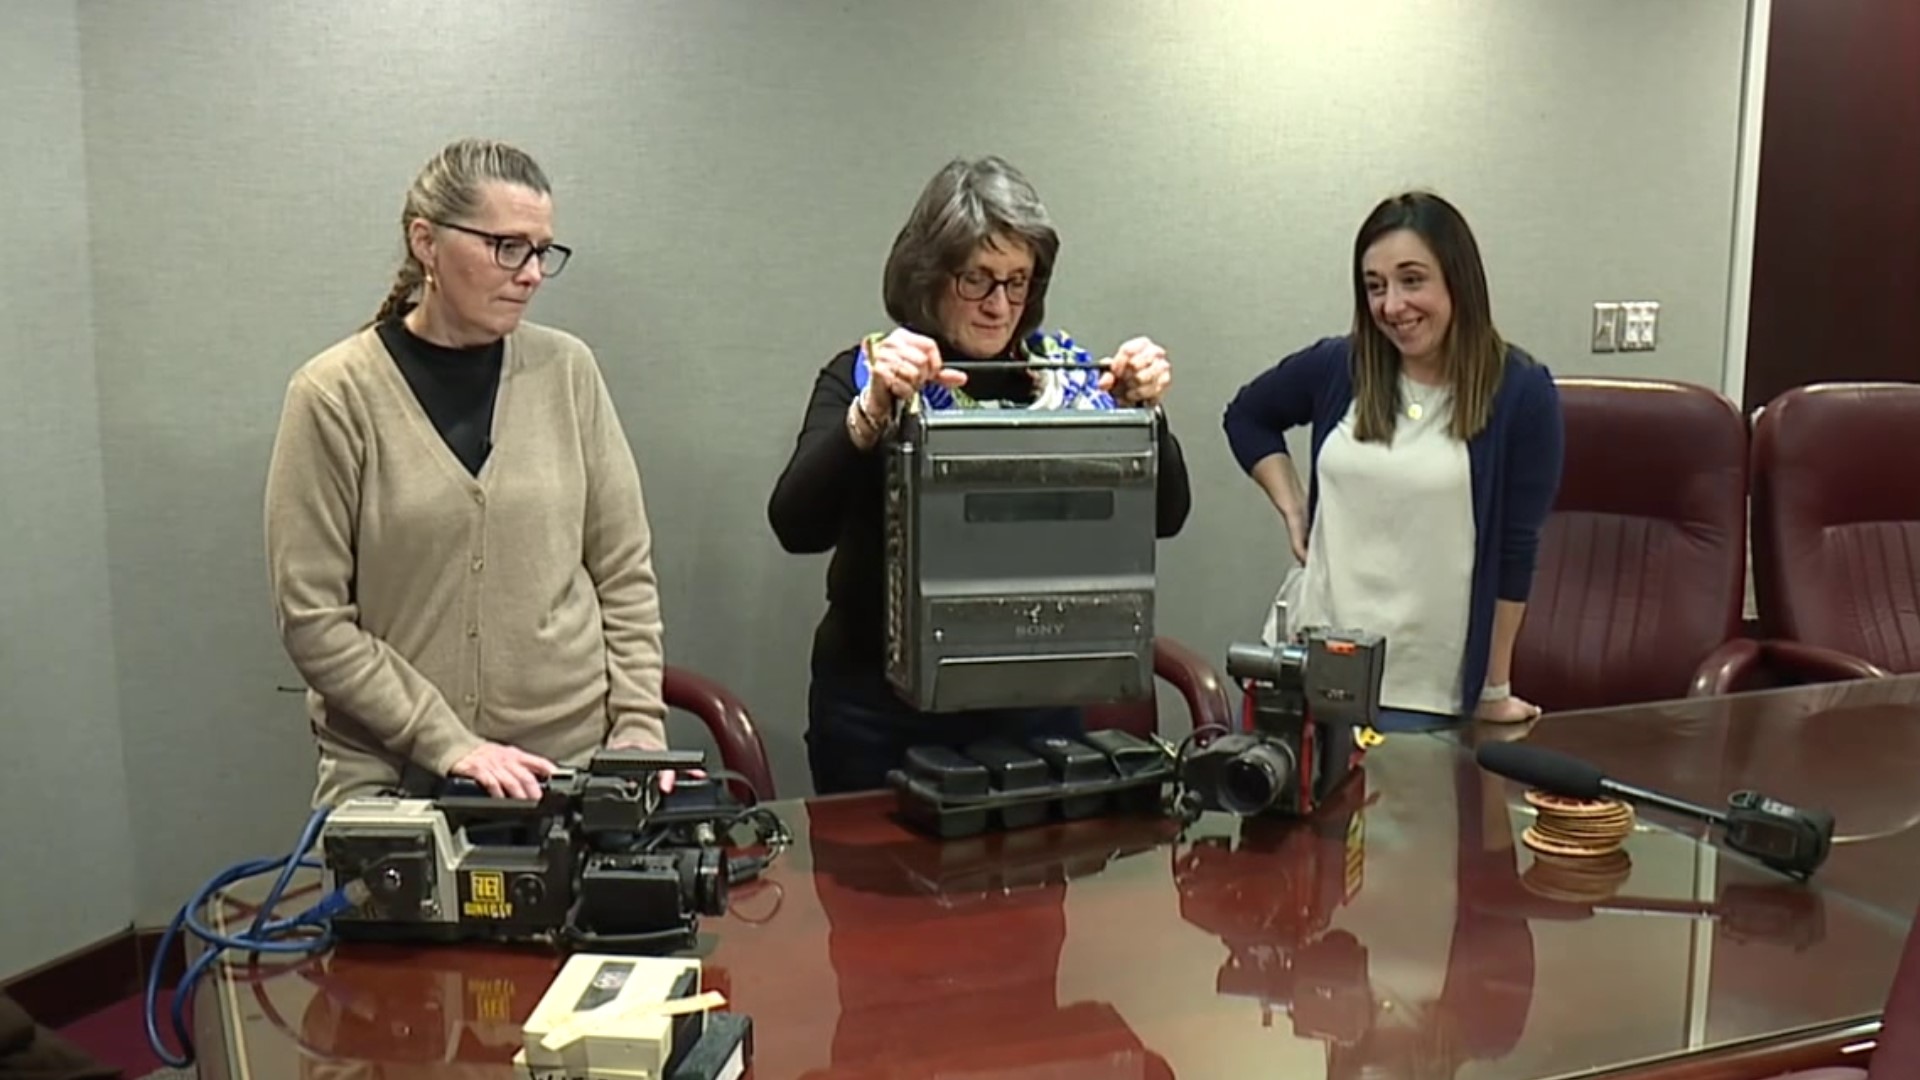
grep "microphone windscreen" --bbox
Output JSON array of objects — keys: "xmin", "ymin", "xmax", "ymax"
[{"xmin": 1474, "ymin": 741, "xmax": 1605, "ymax": 799}]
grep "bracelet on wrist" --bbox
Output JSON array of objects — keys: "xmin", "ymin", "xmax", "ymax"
[
  {"xmin": 1480, "ymin": 682, "xmax": 1512, "ymax": 703},
  {"xmin": 846, "ymin": 395, "xmax": 889, "ymax": 449},
  {"xmin": 845, "ymin": 400, "xmax": 871, "ymax": 446},
  {"xmin": 860, "ymin": 388, "xmax": 895, "ymax": 431}
]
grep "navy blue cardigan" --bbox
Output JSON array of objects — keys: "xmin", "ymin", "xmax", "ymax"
[{"xmin": 1221, "ymin": 335, "xmax": 1565, "ymax": 718}]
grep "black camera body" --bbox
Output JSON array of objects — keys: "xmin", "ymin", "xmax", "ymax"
[
  {"xmin": 319, "ymin": 749, "xmax": 736, "ymax": 952},
  {"xmin": 1180, "ymin": 627, "xmax": 1386, "ymax": 819}
]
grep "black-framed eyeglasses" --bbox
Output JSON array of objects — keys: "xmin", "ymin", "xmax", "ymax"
[
  {"xmin": 952, "ymin": 269, "xmax": 1031, "ymax": 304},
  {"xmin": 433, "ymin": 219, "xmax": 573, "ymax": 276}
]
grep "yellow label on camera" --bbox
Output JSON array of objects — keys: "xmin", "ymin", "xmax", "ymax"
[
  {"xmin": 463, "ymin": 870, "xmax": 514, "ymax": 919},
  {"xmin": 1356, "ymin": 726, "xmax": 1385, "ymax": 749}
]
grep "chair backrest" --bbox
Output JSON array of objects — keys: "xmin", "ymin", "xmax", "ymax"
[
  {"xmin": 1752, "ymin": 382, "xmax": 1920, "ymax": 674},
  {"xmin": 662, "ymin": 665, "xmax": 776, "ymax": 802},
  {"xmin": 1512, "ymin": 378, "xmax": 1749, "ymax": 712}
]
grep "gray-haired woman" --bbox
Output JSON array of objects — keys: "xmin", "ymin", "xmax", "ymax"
[
  {"xmin": 768, "ymin": 155, "xmax": 1193, "ymax": 795},
  {"xmin": 266, "ymin": 138, "xmax": 674, "ymax": 808}
]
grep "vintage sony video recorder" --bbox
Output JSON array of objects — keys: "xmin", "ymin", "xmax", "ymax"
[{"xmin": 883, "ymin": 395, "xmax": 1161, "ymax": 712}]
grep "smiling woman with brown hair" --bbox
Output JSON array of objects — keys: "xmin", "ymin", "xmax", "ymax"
[
  {"xmin": 265, "ymin": 137, "xmax": 674, "ymax": 808},
  {"xmin": 1223, "ymin": 191, "xmax": 1565, "ymax": 731}
]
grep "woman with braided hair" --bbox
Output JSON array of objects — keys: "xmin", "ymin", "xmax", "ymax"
[{"xmin": 266, "ymin": 138, "xmax": 674, "ymax": 807}]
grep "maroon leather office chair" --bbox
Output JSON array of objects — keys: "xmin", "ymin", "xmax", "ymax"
[
  {"xmin": 1083, "ymin": 637, "xmax": 1234, "ymax": 740},
  {"xmin": 1751, "ymin": 383, "xmax": 1920, "ymax": 676},
  {"xmin": 1768, "ymin": 902, "xmax": 1920, "ymax": 1079},
  {"xmin": 663, "ymin": 664, "xmax": 776, "ymax": 802},
  {"xmin": 1511, "ymin": 378, "xmax": 1753, "ymax": 711}
]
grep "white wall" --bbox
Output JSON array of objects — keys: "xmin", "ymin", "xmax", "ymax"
[
  {"xmin": 0, "ymin": 0, "xmax": 135, "ymax": 977},
  {"xmin": 0, "ymin": 0, "xmax": 1752, "ymax": 966}
]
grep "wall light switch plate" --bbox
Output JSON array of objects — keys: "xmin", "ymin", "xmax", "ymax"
[
  {"xmin": 1592, "ymin": 302, "xmax": 1621, "ymax": 352},
  {"xmin": 1621, "ymin": 301, "xmax": 1661, "ymax": 351}
]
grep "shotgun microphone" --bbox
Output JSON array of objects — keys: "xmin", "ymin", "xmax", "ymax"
[{"xmin": 1474, "ymin": 741, "xmax": 1834, "ymax": 879}]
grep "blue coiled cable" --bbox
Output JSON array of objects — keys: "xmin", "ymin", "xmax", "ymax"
[{"xmin": 143, "ymin": 806, "xmax": 365, "ymax": 1069}]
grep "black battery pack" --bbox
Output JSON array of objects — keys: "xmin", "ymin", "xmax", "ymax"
[
  {"xmin": 900, "ymin": 745, "xmax": 993, "ymax": 838},
  {"xmin": 962, "ymin": 738, "xmax": 1053, "ymax": 829},
  {"xmin": 1028, "ymin": 734, "xmax": 1115, "ymax": 819},
  {"xmin": 1078, "ymin": 729, "xmax": 1166, "ymax": 813},
  {"xmin": 668, "ymin": 1011, "xmax": 753, "ymax": 1080}
]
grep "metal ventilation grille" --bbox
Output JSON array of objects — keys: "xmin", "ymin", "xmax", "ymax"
[{"xmin": 884, "ymin": 452, "xmax": 911, "ymax": 681}]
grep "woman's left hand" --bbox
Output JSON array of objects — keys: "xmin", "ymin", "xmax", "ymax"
[
  {"xmin": 1100, "ymin": 336, "xmax": 1172, "ymax": 407},
  {"xmin": 1474, "ymin": 694, "xmax": 1543, "ymax": 724}
]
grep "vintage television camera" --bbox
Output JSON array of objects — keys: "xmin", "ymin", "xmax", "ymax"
[
  {"xmin": 317, "ymin": 749, "xmax": 786, "ymax": 953},
  {"xmin": 1177, "ymin": 621, "xmax": 1386, "ymax": 820},
  {"xmin": 883, "ymin": 380, "xmax": 1161, "ymax": 713}
]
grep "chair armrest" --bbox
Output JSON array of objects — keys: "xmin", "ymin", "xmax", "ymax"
[
  {"xmin": 1688, "ymin": 638, "xmax": 1890, "ymax": 697},
  {"xmin": 1152, "ymin": 636, "xmax": 1234, "ymax": 733},
  {"xmin": 662, "ymin": 665, "xmax": 776, "ymax": 802},
  {"xmin": 1691, "ymin": 638, "xmax": 1764, "ymax": 697},
  {"xmin": 1762, "ymin": 640, "xmax": 1892, "ymax": 683}
]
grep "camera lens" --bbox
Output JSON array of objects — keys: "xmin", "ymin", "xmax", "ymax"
[
  {"xmin": 1225, "ymin": 643, "xmax": 1286, "ymax": 684},
  {"xmin": 1222, "ymin": 742, "xmax": 1296, "ymax": 816}
]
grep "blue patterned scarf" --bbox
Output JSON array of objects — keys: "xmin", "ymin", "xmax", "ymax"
[{"xmin": 852, "ymin": 328, "xmax": 1117, "ymax": 411}]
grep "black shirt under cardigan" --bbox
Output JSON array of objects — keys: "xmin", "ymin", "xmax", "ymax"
[{"xmin": 376, "ymin": 318, "xmax": 503, "ymax": 476}]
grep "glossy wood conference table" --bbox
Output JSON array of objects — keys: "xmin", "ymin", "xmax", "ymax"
[
  {"xmin": 1509, "ymin": 675, "xmax": 1920, "ymax": 927},
  {"xmin": 194, "ymin": 675, "xmax": 1920, "ymax": 1079}
]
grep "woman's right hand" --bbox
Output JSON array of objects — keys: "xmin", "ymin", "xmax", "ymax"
[
  {"xmin": 1282, "ymin": 506, "xmax": 1309, "ymax": 565},
  {"xmin": 862, "ymin": 328, "xmax": 966, "ymax": 414},
  {"xmin": 448, "ymin": 741, "xmax": 557, "ymax": 801},
  {"xmin": 1249, "ymin": 454, "xmax": 1310, "ymax": 566}
]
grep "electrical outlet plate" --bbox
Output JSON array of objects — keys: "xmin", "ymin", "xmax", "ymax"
[{"xmin": 1592, "ymin": 302, "xmax": 1621, "ymax": 352}]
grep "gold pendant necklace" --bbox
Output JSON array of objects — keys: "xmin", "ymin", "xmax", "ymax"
[{"xmin": 1404, "ymin": 377, "xmax": 1440, "ymax": 421}]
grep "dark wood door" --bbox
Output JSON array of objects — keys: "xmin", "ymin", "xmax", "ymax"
[{"xmin": 1744, "ymin": 0, "xmax": 1920, "ymax": 413}]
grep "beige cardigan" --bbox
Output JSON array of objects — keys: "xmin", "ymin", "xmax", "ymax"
[{"xmin": 264, "ymin": 321, "xmax": 667, "ymax": 807}]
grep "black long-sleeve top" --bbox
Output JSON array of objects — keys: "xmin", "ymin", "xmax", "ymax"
[{"xmin": 768, "ymin": 343, "xmax": 1193, "ymax": 678}]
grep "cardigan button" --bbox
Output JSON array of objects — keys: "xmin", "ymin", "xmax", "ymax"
[{"xmin": 471, "ymin": 558, "xmax": 484, "ymax": 573}]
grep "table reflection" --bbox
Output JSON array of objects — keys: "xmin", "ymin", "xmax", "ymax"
[
  {"xmin": 199, "ymin": 681, "xmax": 1920, "ymax": 1079},
  {"xmin": 800, "ymin": 796, "xmax": 1178, "ymax": 1078}
]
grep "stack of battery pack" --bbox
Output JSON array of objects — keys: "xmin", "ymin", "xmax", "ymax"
[{"xmin": 885, "ymin": 728, "xmax": 1176, "ymax": 839}]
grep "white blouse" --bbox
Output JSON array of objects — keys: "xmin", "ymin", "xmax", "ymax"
[{"xmin": 1286, "ymin": 376, "xmax": 1477, "ymax": 715}]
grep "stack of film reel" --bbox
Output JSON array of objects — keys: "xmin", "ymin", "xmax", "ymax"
[{"xmin": 1520, "ymin": 789, "xmax": 1635, "ymax": 900}]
